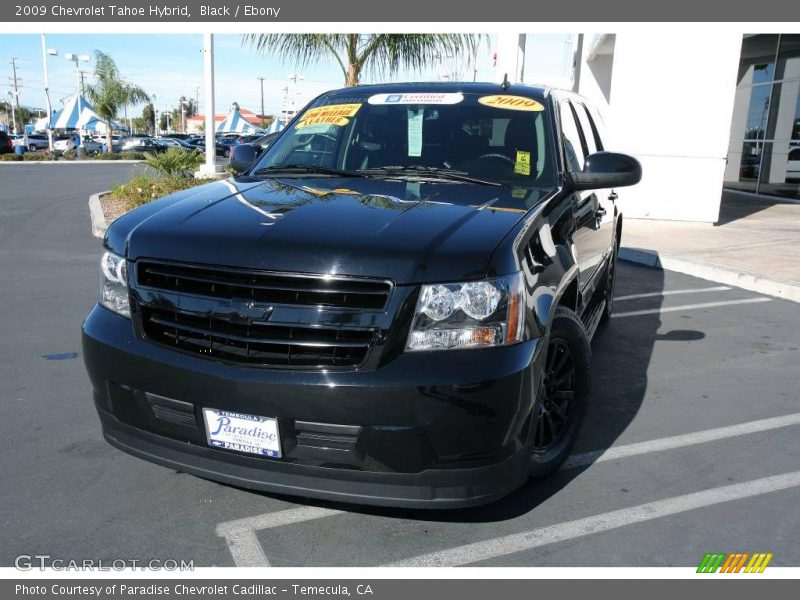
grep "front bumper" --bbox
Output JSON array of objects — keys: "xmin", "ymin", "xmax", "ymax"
[{"xmin": 83, "ymin": 305, "xmax": 543, "ymax": 508}]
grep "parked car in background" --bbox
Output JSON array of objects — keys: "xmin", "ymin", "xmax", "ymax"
[
  {"xmin": 251, "ymin": 131, "xmax": 280, "ymax": 150},
  {"xmin": 120, "ymin": 137, "xmax": 168, "ymax": 153},
  {"xmin": 53, "ymin": 135, "xmax": 103, "ymax": 153},
  {"xmin": 157, "ymin": 137, "xmax": 198, "ymax": 150},
  {"xmin": 235, "ymin": 134, "xmax": 262, "ymax": 145},
  {"xmin": 184, "ymin": 136, "xmax": 236, "ymax": 157},
  {"xmin": 0, "ymin": 130, "xmax": 12, "ymax": 154},
  {"xmin": 24, "ymin": 134, "xmax": 49, "ymax": 151},
  {"xmin": 215, "ymin": 137, "xmax": 239, "ymax": 158},
  {"xmin": 162, "ymin": 133, "xmax": 194, "ymax": 141},
  {"xmin": 84, "ymin": 82, "xmax": 642, "ymax": 508},
  {"xmin": 786, "ymin": 147, "xmax": 800, "ymax": 183}
]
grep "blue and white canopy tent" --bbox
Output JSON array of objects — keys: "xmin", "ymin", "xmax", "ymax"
[
  {"xmin": 34, "ymin": 93, "xmax": 126, "ymax": 133},
  {"xmin": 215, "ymin": 106, "xmax": 261, "ymax": 134},
  {"xmin": 264, "ymin": 119, "xmax": 285, "ymax": 134}
]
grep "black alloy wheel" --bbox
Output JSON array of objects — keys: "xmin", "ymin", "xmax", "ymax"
[
  {"xmin": 533, "ymin": 337, "xmax": 576, "ymax": 451},
  {"xmin": 529, "ymin": 306, "xmax": 591, "ymax": 477}
]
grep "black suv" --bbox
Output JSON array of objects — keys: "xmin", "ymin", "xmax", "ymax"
[
  {"xmin": 82, "ymin": 83, "xmax": 640, "ymax": 508},
  {"xmin": 0, "ymin": 130, "xmax": 12, "ymax": 154}
]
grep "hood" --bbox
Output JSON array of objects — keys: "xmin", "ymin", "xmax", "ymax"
[{"xmin": 112, "ymin": 176, "xmax": 553, "ymax": 284}]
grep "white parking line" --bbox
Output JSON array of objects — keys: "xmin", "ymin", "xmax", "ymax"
[
  {"xmin": 216, "ymin": 412, "xmax": 800, "ymax": 566},
  {"xmin": 615, "ymin": 286, "xmax": 730, "ymax": 301},
  {"xmin": 612, "ymin": 297, "xmax": 771, "ymax": 318},
  {"xmin": 216, "ymin": 506, "xmax": 341, "ymax": 567},
  {"xmin": 562, "ymin": 412, "xmax": 800, "ymax": 470},
  {"xmin": 386, "ymin": 470, "xmax": 800, "ymax": 567}
]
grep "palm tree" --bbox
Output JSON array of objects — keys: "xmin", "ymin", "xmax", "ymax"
[
  {"xmin": 85, "ymin": 51, "xmax": 149, "ymax": 152},
  {"xmin": 244, "ymin": 34, "xmax": 480, "ymax": 87}
]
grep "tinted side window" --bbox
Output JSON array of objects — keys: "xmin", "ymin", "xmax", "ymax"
[
  {"xmin": 559, "ymin": 100, "xmax": 588, "ymax": 171},
  {"xmin": 574, "ymin": 101, "xmax": 602, "ymax": 155}
]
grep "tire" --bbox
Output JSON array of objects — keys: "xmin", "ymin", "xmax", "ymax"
[
  {"xmin": 28, "ymin": 144, "xmax": 37, "ymax": 152},
  {"xmin": 529, "ymin": 306, "xmax": 592, "ymax": 477},
  {"xmin": 599, "ymin": 237, "xmax": 619, "ymax": 324}
]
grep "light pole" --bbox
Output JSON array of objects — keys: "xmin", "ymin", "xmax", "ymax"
[
  {"xmin": 179, "ymin": 97, "xmax": 186, "ymax": 133},
  {"xmin": 257, "ymin": 77, "xmax": 266, "ymax": 120},
  {"xmin": 150, "ymin": 93, "xmax": 158, "ymax": 135},
  {"xmin": 6, "ymin": 91, "xmax": 18, "ymax": 137},
  {"xmin": 40, "ymin": 36, "xmax": 57, "ymax": 152},
  {"xmin": 64, "ymin": 52, "xmax": 91, "ymax": 139},
  {"xmin": 200, "ymin": 32, "xmax": 219, "ymax": 176}
]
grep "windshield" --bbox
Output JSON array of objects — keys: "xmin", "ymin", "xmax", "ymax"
[{"xmin": 252, "ymin": 91, "xmax": 555, "ymax": 188}]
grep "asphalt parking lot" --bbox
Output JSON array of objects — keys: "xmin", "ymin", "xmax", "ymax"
[{"xmin": 1, "ymin": 163, "xmax": 799, "ymax": 568}]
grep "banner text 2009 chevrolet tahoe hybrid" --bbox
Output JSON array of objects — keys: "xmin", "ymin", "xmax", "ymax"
[{"xmin": 83, "ymin": 83, "xmax": 641, "ymax": 508}]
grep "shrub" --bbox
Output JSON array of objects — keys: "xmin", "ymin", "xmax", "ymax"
[
  {"xmin": 110, "ymin": 174, "xmax": 212, "ymax": 211},
  {"xmin": 143, "ymin": 147, "xmax": 203, "ymax": 177},
  {"xmin": 0, "ymin": 153, "xmax": 51, "ymax": 161},
  {"xmin": 93, "ymin": 151, "xmax": 147, "ymax": 161}
]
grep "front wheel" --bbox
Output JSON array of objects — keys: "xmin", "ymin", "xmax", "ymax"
[{"xmin": 529, "ymin": 306, "xmax": 592, "ymax": 477}]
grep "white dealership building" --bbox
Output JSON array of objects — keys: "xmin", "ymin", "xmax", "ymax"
[{"xmin": 495, "ymin": 33, "xmax": 800, "ymax": 222}]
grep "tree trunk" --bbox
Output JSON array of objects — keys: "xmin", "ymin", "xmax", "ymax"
[
  {"xmin": 106, "ymin": 121, "xmax": 113, "ymax": 154},
  {"xmin": 346, "ymin": 62, "xmax": 361, "ymax": 87}
]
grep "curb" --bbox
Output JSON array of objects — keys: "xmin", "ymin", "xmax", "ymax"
[
  {"xmin": 88, "ymin": 191, "xmax": 110, "ymax": 239},
  {"xmin": 0, "ymin": 160, "xmax": 145, "ymax": 165},
  {"xmin": 619, "ymin": 247, "xmax": 800, "ymax": 304}
]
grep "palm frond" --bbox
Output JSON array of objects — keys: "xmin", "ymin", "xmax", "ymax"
[{"xmin": 242, "ymin": 33, "xmax": 482, "ymax": 86}]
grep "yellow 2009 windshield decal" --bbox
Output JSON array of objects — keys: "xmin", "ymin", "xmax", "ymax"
[
  {"xmin": 296, "ymin": 103, "xmax": 362, "ymax": 128},
  {"xmin": 478, "ymin": 95, "xmax": 545, "ymax": 112}
]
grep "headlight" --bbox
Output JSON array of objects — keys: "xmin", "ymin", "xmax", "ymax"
[
  {"xmin": 100, "ymin": 250, "xmax": 130, "ymax": 317},
  {"xmin": 406, "ymin": 272, "xmax": 525, "ymax": 351}
]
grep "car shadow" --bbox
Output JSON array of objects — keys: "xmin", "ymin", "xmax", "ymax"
[{"xmin": 225, "ymin": 259, "xmax": 706, "ymax": 524}]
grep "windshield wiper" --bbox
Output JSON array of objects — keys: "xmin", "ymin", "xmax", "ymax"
[
  {"xmin": 358, "ymin": 165, "xmax": 505, "ymax": 187},
  {"xmin": 252, "ymin": 164, "xmax": 362, "ymax": 178}
]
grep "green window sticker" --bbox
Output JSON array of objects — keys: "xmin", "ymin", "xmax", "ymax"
[{"xmin": 407, "ymin": 108, "xmax": 423, "ymax": 157}]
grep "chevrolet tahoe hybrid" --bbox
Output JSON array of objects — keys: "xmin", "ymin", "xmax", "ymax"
[{"xmin": 82, "ymin": 83, "xmax": 641, "ymax": 508}]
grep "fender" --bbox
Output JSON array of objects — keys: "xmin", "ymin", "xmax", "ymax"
[{"xmin": 488, "ymin": 187, "xmax": 580, "ymax": 340}]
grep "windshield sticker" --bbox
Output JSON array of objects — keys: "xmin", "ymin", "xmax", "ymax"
[
  {"xmin": 478, "ymin": 95, "xmax": 545, "ymax": 112},
  {"xmin": 296, "ymin": 116, "xmax": 350, "ymax": 129},
  {"xmin": 407, "ymin": 108, "xmax": 424, "ymax": 157},
  {"xmin": 368, "ymin": 92, "xmax": 464, "ymax": 105},
  {"xmin": 296, "ymin": 103, "xmax": 362, "ymax": 128},
  {"xmin": 514, "ymin": 150, "xmax": 532, "ymax": 176}
]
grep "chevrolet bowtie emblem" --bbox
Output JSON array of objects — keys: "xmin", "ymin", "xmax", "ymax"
[{"xmin": 229, "ymin": 299, "xmax": 275, "ymax": 323}]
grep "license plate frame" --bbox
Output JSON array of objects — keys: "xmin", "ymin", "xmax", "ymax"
[{"xmin": 202, "ymin": 408, "xmax": 282, "ymax": 458}]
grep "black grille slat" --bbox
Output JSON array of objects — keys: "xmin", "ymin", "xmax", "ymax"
[
  {"xmin": 137, "ymin": 262, "xmax": 391, "ymax": 310},
  {"xmin": 135, "ymin": 261, "xmax": 387, "ymax": 369},
  {"xmin": 141, "ymin": 306, "xmax": 374, "ymax": 368}
]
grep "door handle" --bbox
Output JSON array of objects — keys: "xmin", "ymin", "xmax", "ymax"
[
  {"xmin": 608, "ymin": 192, "xmax": 618, "ymax": 202},
  {"xmin": 595, "ymin": 206, "xmax": 607, "ymax": 218}
]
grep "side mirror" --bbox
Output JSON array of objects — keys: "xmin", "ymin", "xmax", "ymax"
[
  {"xmin": 570, "ymin": 151, "xmax": 642, "ymax": 191},
  {"xmin": 229, "ymin": 143, "xmax": 261, "ymax": 174}
]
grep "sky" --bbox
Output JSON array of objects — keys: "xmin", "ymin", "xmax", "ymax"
[{"xmin": 0, "ymin": 33, "xmax": 575, "ymax": 121}]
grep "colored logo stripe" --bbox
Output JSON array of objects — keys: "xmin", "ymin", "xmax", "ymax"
[
  {"xmin": 697, "ymin": 552, "xmax": 773, "ymax": 573},
  {"xmin": 745, "ymin": 553, "xmax": 773, "ymax": 573},
  {"xmin": 697, "ymin": 553, "xmax": 726, "ymax": 573}
]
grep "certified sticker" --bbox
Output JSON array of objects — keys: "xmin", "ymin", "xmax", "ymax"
[
  {"xmin": 368, "ymin": 92, "xmax": 464, "ymax": 105},
  {"xmin": 478, "ymin": 95, "xmax": 545, "ymax": 111}
]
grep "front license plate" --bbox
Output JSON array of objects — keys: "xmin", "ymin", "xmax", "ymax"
[{"xmin": 202, "ymin": 408, "xmax": 282, "ymax": 458}]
